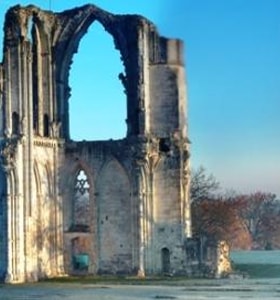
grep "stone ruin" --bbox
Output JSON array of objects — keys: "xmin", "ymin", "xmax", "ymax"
[{"xmin": 0, "ymin": 4, "xmax": 229, "ymax": 283}]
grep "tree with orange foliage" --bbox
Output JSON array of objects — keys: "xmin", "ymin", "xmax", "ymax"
[
  {"xmin": 191, "ymin": 198, "xmax": 252, "ymax": 249},
  {"xmin": 190, "ymin": 167, "xmax": 280, "ymax": 250}
]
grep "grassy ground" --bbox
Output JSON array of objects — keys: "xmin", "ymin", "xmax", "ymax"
[
  {"xmin": 41, "ymin": 264, "xmax": 280, "ymax": 285},
  {"xmin": 40, "ymin": 275, "xmax": 233, "ymax": 287},
  {"xmin": 234, "ymin": 264, "xmax": 280, "ymax": 278},
  {"xmin": 29, "ymin": 263, "xmax": 280, "ymax": 285},
  {"xmin": 41, "ymin": 275, "xmax": 193, "ymax": 285}
]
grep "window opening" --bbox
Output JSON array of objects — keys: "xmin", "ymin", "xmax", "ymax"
[
  {"xmin": 71, "ymin": 169, "xmax": 90, "ymax": 232},
  {"xmin": 69, "ymin": 22, "xmax": 126, "ymax": 141},
  {"xmin": 27, "ymin": 17, "xmax": 33, "ymax": 42},
  {"xmin": 43, "ymin": 114, "xmax": 49, "ymax": 137},
  {"xmin": 12, "ymin": 112, "xmax": 20, "ymax": 135},
  {"xmin": 186, "ymin": 241, "xmax": 198, "ymax": 262},
  {"xmin": 33, "ymin": 92, "xmax": 38, "ymax": 134},
  {"xmin": 33, "ymin": 39, "xmax": 39, "ymax": 134}
]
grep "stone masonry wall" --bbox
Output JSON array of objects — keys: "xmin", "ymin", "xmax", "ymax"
[{"xmin": 0, "ymin": 4, "xmax": 192, "ymax": 282}]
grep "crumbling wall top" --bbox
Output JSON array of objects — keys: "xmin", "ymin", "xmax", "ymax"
[{"xmin": 3, "ymin": 4, "xmax": 156, "ymax": 45}]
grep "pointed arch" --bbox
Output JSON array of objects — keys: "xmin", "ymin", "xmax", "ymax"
[
  {"xmin": 54, "ymin": 7, "xmax": 128, "ymax": 98},
  {"xmin": 52, "ymin": 5, "xmax": 143, "ymax": 138},
  {"xmin": 54, "ymin": 12, "xmax": 127, "ymax": 140},
  {"xmin": 62, "ymin": 161, "xmax": 95, "ymax": 274},
  {"xmin": 63, "ymin": 160, "xmax": 94, "ymax": 233},
  {"xmin": 72, "ymin": 161, "xmax": 94, "ymax": 187},
  {"xmin": 32, "ymin": 17, "xmax": 52, "ymax": 136},
  {"xmin": 71, "ymin": 168, "xmax": 91, "ymax": 232},
  {"xmin": 69, "ymin": 21, "xmax": 126, "ymax": 140}
]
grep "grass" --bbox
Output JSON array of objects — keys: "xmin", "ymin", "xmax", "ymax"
[
  {"xmin": 40, "ymin": 264, "xmax": 280, "ymax": 285},
  {"xmin": 41, "ymin": 275, "xmax": 193, "ymax": 286},
  {"xmin": 6, "ymin": 264, "xmax": 279, "ymax": 286},
  {"xmin": 234, "ymin": 263, "xmax": 280, "ymax": 278}
]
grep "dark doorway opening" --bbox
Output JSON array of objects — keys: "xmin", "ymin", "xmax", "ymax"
[{"xmin": 161, "ymin": 247, "xmax": 171, "ymax": 274}]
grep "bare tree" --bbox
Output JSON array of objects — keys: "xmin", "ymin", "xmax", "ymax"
[
  {"xmin": 231, "ymin": 192, "xmax": 280, "ymax": 249},
  {"xmin": 190, "ymin": 166, "xmax": 280, "ymax": 249},
  {"xmin": 190, "ymin": 166, "xmax": 220, "ymax": 202}
]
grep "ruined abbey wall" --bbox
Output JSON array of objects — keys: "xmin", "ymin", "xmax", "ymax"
[{"xmin": 0, "ymin": 4, "xmax": 191, "ymax": 283}]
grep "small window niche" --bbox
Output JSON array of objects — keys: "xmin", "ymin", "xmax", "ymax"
[
  {"xmin": 12, "ymin": 112, "xmax": 20, "ymax": 135},
  {"xmin": 43, "ymin": 114, "xmax": 49, "ymax": 137}
]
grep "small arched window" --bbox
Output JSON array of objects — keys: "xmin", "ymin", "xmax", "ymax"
[
  {"xmin": 12, "ymin": 112, "xmax": 20, "ymax": 135},
  {"xmin": 71, "ymin": 169, "xmax": 90, "ymax": 232},
  {"xmin": 43, "ymin": 114, "xmax": 49, "ymax": 137}
]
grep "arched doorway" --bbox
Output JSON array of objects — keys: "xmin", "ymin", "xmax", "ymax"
[{"xmin": 161, "ymin": 247, "xmax": 171, "ymax": 274}]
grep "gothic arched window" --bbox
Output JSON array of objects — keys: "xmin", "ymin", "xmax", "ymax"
[{"xmin": 71, "ymin": 169, "xmax": 90, "ymax": 232}]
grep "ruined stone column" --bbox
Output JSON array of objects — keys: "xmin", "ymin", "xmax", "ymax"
[
  {"xmin": 53, "ymin": 143, "xmax": 65, "ymax": 276},
  {"xmin": 2, "ymin": 161, "xmax": 23, "ymax": 283},
  {"xmin": 4, "ymin": 168, "xmax": 13, "ymax": 283},
  {"xmin": 138, "ymin": 193, "xmax": 145, "ymax": 277},
  {"xmin": 137, "ymin": 21, "xmax": 151, "ymax": 135},
  {"xmin": 135, "ymin": 162, "xmax": 146, "ymax": 277}
]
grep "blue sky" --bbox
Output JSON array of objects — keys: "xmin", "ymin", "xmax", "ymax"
[{"xmin": 0, "ymin": 0, "xmax": 279, "ymax": 197}]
